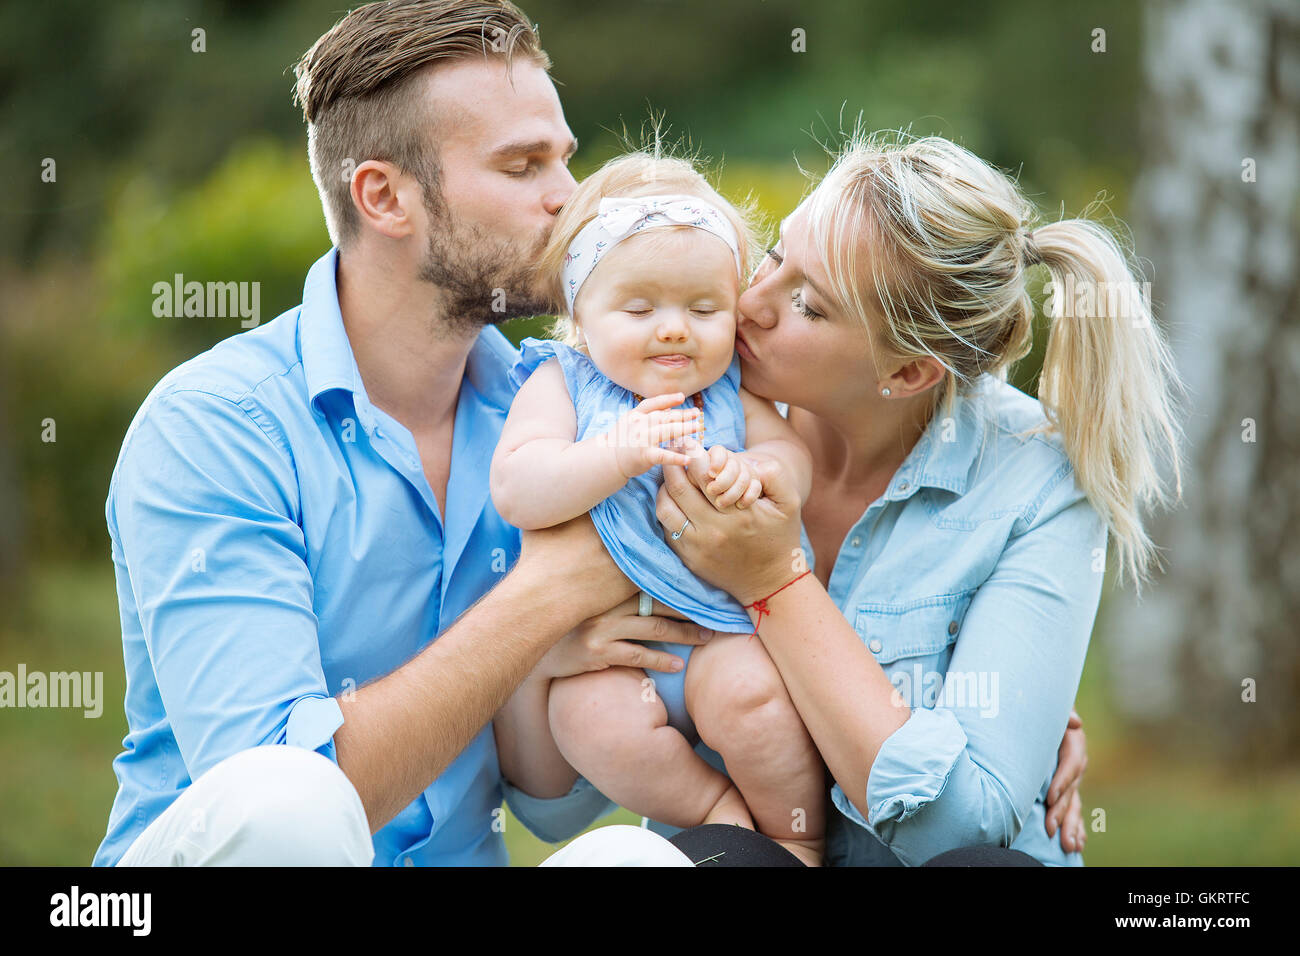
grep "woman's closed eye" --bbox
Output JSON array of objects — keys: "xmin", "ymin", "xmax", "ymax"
[
  {"xmin": 762, "ymin": 247, "xmax": 823, "ymax": 319},
  {"xmin": 792, "ymin": 290, "xmax": 823, "ymax": 320}
]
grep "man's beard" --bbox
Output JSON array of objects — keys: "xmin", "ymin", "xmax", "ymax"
[{"xmin": 417, "ymin": 192, "xmax": 556, "ymax": 338}]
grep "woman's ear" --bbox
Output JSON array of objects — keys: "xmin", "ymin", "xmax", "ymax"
[
  {"xmin": 350, "ymin": 159, "xmax": 419, "ymax": 240},
  {"xmin": 881, "ymin": 355, "xmax": 946, "ymax": 399}
]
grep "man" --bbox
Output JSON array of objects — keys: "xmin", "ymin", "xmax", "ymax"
[{"xmin": 93, "ymin": 0, "xmax": 705, "ymax": 867}]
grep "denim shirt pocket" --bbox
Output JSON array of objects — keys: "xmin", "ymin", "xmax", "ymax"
[{"xmin": 854, "ymin": 591, "xmax": 976, "ymax": 711}]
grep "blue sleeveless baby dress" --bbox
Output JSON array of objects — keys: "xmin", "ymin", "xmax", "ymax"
[{"xmin": 509, "ymin": 336, "xmax": 756, "ymax": 738}]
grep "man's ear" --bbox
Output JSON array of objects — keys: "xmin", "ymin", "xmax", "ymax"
[
  {"xmin": 350, "ymin": 160, "xmax": 418, "ymax": 240},
  {"xmin": 882, "ymin": 354, "xmax": 946, "ymax": 399}
]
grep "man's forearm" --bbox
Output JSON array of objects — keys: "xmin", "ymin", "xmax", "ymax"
[{"xmin": 333, "ymin": 560, "xmax": 587, "ymax": 831}]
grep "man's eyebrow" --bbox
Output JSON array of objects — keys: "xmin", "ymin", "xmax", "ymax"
[
  {"xmin": 778, "ymin": 218, "xmax": 832, "ymax": 303},
  {"xmin": 490, "ymin": 137, "xmax": 579, "ymax": 159}
]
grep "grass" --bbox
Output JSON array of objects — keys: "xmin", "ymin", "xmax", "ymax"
[{"xmin": 2, "ymin": 560, "xmax": 1296, "ymax": 865}]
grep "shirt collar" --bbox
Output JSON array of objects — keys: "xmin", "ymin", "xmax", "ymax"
[
  {"xmin": 299, "ymin": 247, "xmax": 520, "ymax": 421},
  {"xmin": 886, "ymin": 377, "xmax": 992, "ymax": 500}
]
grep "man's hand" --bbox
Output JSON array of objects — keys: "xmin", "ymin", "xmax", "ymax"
[
  {"xmin": 517, "ymin": 514, "xmax": 639, "ymax": 621},
  {"xmin": 1045, "ymin": 709, "xmax": 1088, "ymax": 852},
  {"xmin": 533, "ymin": 594, "xmax": 714, "ymax": 681}
]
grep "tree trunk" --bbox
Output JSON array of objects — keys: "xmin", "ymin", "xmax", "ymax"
[{"xmin": 1105, "ymin": 0, "xmax": 1300, "ymax": 762}]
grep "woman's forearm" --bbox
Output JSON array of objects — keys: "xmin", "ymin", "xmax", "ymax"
[{"xmin": 749, "ymin": 573, "xmax": 910, "ymax": 811}]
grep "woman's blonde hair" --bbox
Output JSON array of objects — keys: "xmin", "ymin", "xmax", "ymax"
[
  {"xmin": 804, "ymin": 131, "xmax": 1183, "ymax": 587},
  {"xmin": 537, "ymin": 151, "xmax": 763, "ymax": 348}
]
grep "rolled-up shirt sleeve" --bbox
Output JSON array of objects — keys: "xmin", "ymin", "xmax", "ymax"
[
  {"xmin": 112, "ymin": 386, "xmax": 341, "ymax": 780},
  {"xmin": 501, "ymin": 775, "xmax": 614, "ymax": 845},
  {"xmin": 836, "ymin": 470, "xmax": 1106, "ymax": 866}
]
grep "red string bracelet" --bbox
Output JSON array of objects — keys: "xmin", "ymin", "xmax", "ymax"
[{"xmin": 745, "ymin": 569, "xmax": 812, "ymax": 638}]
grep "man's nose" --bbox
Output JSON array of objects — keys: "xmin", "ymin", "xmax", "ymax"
[{"xmin": 543, "ymin": 166, "xmax": 578, "ymax": 216}]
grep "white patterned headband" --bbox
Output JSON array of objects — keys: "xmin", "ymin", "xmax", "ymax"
[{"xmin": 561, "ymin": 194, "xmax": 744, "ymax": 314}]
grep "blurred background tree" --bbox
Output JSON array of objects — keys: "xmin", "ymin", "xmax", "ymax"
[
  {"xmin": 1, "ymin": 0, "xmax": 1297, "ymax": 864},
  {"xmin": 1106, "ymin": 0, "xmax": 1300, "ymax": 761}
]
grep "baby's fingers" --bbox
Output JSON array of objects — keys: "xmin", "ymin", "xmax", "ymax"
[
  {"xmin": 705, "ymin": 454, "xmax": 741, "ymax": 496},
  {"xmin": 636, "ymin": 392, "xmax": 686, "ymax": 413},
  {"xmin": 736, "ymin": 477, "xmax": 763, "ymax": 510},
  {"xmin": 706, "ymin": 444, "xmax": 729, "ymax": 479},
  {"xmin": 648, "ymin": 418, "xmax": 704, "ymax": 445},
  {"xmin": 712, "ymin": 468, "xmax": 754, "ymax": 510},
  {"xmin": 646, "ymin": 445, "xmax": 693, "ymax": 469}
]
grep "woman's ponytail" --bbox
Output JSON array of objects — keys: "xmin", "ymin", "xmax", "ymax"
[{"xmin": 1032, "ymin": 218, "xmax": 1184, "ymax": 587}]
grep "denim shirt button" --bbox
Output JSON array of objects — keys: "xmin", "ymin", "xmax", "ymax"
[
  {"xmin": 948, "ymin": 620, "xmax": 959, "ymax": 635},
  {"xmin": 868, "ymin": 638, "xmax": 883, "ymax": 654},
  {"xmin": 898, "ymin": 480, "xmax": 910, "ymax": 492},
  {"xmin": 850, "ymin": 536, "xmax": 862, "ymax": 548},
  {"xmin": 403, "ymin": 857, "xmax": 414, "ymax": 867}
]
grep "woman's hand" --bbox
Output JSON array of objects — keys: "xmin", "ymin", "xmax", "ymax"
[
  {"xmin": 1045, "ymin": 709, "xmax": 1089, "ymax": 852},
  {"xmin": 532, "ymin": 594, "xmax": 714, "ymax": 681},
  {"xmin": 656, "ymin": 456, "xmax": 805, "ymax": 606}
]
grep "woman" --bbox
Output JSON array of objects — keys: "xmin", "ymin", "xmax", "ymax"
[{"xmin": 647, "ymin": 132, "xmax": 1182, "ymax": 866}]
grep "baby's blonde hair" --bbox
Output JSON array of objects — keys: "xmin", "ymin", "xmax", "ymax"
[
  {"xmin": 537, "ymin": 151, "xmax": 763, "ymax": 349},
  {"xmin": 804, "ymin": 130, "xmax": 1184, "ymax": 588}
]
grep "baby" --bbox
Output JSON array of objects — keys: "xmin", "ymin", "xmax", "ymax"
[{"xmin": 491, "ymin": 153, "xmax": 824, "ymax": 864}]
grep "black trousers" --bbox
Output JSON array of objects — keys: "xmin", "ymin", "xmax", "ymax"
[{"xmin": 668, "ymin": 824, "xmax": 1044, "ymax": 867}]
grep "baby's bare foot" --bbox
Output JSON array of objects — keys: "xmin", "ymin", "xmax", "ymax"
[
  {"xmin": 702, "ymin": 784, "xmax": 754, "ymax": 830},
  {"xmin": 777, "ymin": 838, "xmax": 825, "ymax": 867}
]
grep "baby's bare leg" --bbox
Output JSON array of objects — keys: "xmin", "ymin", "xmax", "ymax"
[
  {"xmin": 686, "ymin": 633, "xmax": 827, "ymax": 866},
  {"xmin": 548, "ymin": 666, "xmax": 751, "ymax": 830}
]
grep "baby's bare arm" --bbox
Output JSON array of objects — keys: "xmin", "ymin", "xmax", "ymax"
[
  {"xmin": 490, "ymin": 361, "xmax": 624, "ymax": 529},
  {"xmin": 490, "ymin": 362, "xmax": 704, "ymax": 529},
  {"xmin": 739, "ymin": 388, "xmax": 813, "ymax": 503}
]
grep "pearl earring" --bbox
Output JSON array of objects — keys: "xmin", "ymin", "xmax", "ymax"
[{"xmin": 881, "ymin": 387, "xmax": 892, "ymax": 398}]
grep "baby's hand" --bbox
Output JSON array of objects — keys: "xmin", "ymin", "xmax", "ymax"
[
  {"xmin": 698, "ymin": 445, "xmax": 764, "ymax": 512},
  {"xmin": 600, "ymin": 392, "xmax": 704, "ymax": 479}
]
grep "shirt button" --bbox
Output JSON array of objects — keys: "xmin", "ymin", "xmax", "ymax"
[
  {"xmin": 948, "ymin": 620, "xmax": 959, "ymax": 636},
  {"xmin": 898, "ymin": 480, "xmax": 910, "ymax": 492},
  {"xmin": 850, "ymin": 536, "xmax": 862, "ymax": 548},
  {"xmin": 403, "ymin": 858, "xmax": 414, "ymax": 867},
  {"xmin": 868, "ymin": 638, "xmax": 883, "ymax": 653}
]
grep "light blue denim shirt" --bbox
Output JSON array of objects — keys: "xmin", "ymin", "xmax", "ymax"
[
  {"xmin": 811, "ymin": 375, "xmax": 1106, "ymax": 866},
  {"xmin": 94, "ymin": 248, "xmax": 609, "ymax": 866}
]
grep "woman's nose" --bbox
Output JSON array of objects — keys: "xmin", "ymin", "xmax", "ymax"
[{"xmin": 738, "ymin": 283, "xmax": 776, "ymax": 330}]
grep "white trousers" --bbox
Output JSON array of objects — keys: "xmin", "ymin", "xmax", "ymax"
[
  {"xmin": 116, "ymin": 745, "xmax": 375, "ymax": 866},
  {"xmin": 115, "ymin": 745, "xmax": 692, "ymax": 866}
]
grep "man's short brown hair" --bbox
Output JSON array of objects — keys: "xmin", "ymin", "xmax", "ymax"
[{"xmin": 292, "ymin": 0, "xmax": 551, "ymax": 247}]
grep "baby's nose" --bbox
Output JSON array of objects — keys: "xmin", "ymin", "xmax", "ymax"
[{"xmin": 656, "ymin": 312, "xmax": 690, "ymax": 340}]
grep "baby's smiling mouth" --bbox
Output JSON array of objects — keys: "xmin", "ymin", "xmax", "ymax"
[{"xmin": 648, "ymin": 353, "xmax": 692, "ymax": 367}]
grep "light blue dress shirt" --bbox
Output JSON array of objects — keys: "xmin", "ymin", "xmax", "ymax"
[
  {"xmin": 812, "ymin": 376, "xmax": 1106, "ymax": 866},
  {"xmin": 93, "ymin": 249, "xmax": 609, "ymax": 867}
]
